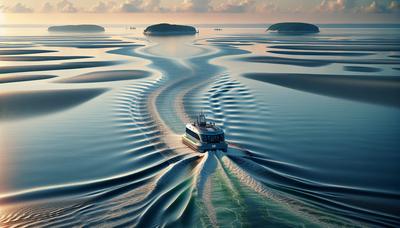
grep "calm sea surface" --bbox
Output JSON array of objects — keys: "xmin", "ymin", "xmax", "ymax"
[{"xmin": 0, "ymin": 25, "xmax": 399, "ymax": 227}]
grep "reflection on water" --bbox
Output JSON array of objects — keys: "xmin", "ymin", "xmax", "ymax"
[
  {"xmin": 146, "ymin": 35, "xmax": 204, "ymax": 58},
  {"xmin": 0, "ymin": 26, "xmax": 399, "ymax": 227}
]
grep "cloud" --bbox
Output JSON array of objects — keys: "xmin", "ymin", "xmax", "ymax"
[
  {"xmin": 41, "ymin": 2, "xmax": 54, "ymax": 13},
  {"xmin": 362, "ymin": 1, "xmax": 385, "ymax": 13},
  {"xmin": 361, "ymin": 0, "xmax": 400, "ymax": 13},
  {"xmin": 215, "ymin": 0, "xmax": 256, "ymax": 13},
  {"xmin": 90, "ymin": 1, "xmax": 120, "ymax": 13},
  {"xmin": 191, "ymin": 0, "xmax": 211, "ymax": 12},
  {"xmin": 142, "ymin": 0, "xmax": 165, "ymax": 12},
  {"xmin": 119, "ymin": 0, "xmax": 144, "ymax": 12},
  {"xmin": 179, "ymin": 0, "xmax": 211, "ymax": 13},
  {"xmin": 255, "ymin": 2, "xmax": 279, "ymax": 13},
  {"xmin": 389, "ymin": 0, "xmax": 400, "ymax": 11},
  {"xmin": 0, "ymin": 5, "xmax": 7, "ymax": 13},
  {"xmin": 2, "ymin": 0, "xmax": 399, "ymax": 15},
  {"xmin": 115, "ymin": 0, "xmax": 169, "ymax": 13},
  {"xmin": 56, "ymin": 0, "xmax": 78, "ymax": 13},
  {"xmin": 317, "ymin": 0, "xmax": 400, "ymax": 14},
  {"xmin": 317, "ymin": 0, "xmax": 348, "ymax": 12},
  {"xmin": 179, "ymin": 0, "xmax": 259, "ymax": 13},
  {"xmin": 2, "ymin": 3, "xmax": 34, "ymax": 13},
  {"xmin": 91, "ymin": 1, "xmax": 109, "ymax": 13}
]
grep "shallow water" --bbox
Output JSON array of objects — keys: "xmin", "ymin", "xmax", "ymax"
[{"xmin": 0, "ymin": 26, "xmax": 399, "ymax": 227}]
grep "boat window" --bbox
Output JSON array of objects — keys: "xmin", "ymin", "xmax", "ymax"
[
  {"xmin": 186, "ymin": 129, "xmax": 200, "ymax": 140},
  {"xmin": 201, "ymin": 134, "xmax": 224, "ymax": 143},
  {"xmin": 200, "ymin": 135, "xmax": 207, "ymax": 142}
]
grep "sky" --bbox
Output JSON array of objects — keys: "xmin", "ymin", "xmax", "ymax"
[{"xmin": 0, "ymin": 0, "xmax": 399, "ymax": 24}]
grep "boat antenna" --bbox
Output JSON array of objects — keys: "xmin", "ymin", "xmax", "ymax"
[{"xmin": 198, "ymin": 111, "xmax": 206, "ymax": 127}]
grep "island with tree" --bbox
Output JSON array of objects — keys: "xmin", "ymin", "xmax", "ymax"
[
  {"xmin": 267, "ymin": 22, "xmax": 320, "ymax": 34},
  {"xmin": 48, "ymin": 25, "xmax": 105, "ymax": 33},
  {"xmin": 144, "ymin": 23, "xmax": 197, "ymax": 36}
]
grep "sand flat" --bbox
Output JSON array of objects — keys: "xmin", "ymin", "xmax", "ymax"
[
  {"xmin": 44, "ymin": 43, "xmax": 142, "ymax": 49},
  {"xmin": 57, "ymin": 70, "xmax": 150, "ymax": 83},
  {"xmin": 241, "ymin": 55, "xmax": 400, "ymax": 67},
  {"xmin": 0, "ymin": 88, "xmax": 108, "ymax": 120},
  {"xmin": 343, "ymin": 66, "xmax": 382, "ymax": 73},
  {"xmin": 268, "ymin": 50, "xmax": 373, "ymax": 57},
  {"xmin": 0, "ymin": 49, "xmax": 57, "ymax": 55},
  {"xmin": 269, "ymin": 45, "xmax": 400, "ymax": 52},
  {"xmin": 0, "ymin": 56, "xmax": 92, "ymax": 61},
  {"xmin": 0, "ymin": 60, "xmax": 121, "ymax": 74},
  {"xmin": 0, "ymin": 44, "xmax": 36, "ymax": 49},
  {"xmin": 0, "ymin": 74, "xmax": 57, "ymax": 84},
  {"xmin": 241, "ymin": 56, "xmax": 330, "ymax": 67},
  {"xmin": 244, "ymin": 73, "xmax": 400, "ymax": 108}
]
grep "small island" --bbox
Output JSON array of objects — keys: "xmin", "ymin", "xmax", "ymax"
[
  {"xmin": 48, "ymin": 24, "xmax": 105, "ymax": 33},
  {"xmin": 144, "ymin": 23, "xmax": 197, "ymax": 36},
  {"xmin": 267, "ymin": 22, "xmax": 319, "ymax": 34}
]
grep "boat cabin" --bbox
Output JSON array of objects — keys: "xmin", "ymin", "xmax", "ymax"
[{"xmin": 182, "ymin": 113, "xmax": 228, "ymax": 152}]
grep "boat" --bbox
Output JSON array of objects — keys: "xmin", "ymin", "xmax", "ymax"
[{"xmin": 182, "ymin": 113, "xmax": 228, "ymax": 152}]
